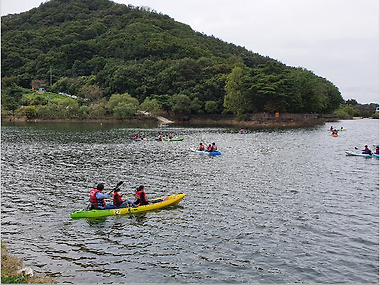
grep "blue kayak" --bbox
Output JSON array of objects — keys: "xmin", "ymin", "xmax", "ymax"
[
  {"xmin": 195, "ymin": 150, "xmax": 221, "ymax": 156},
  {"xmin": 345, "ymin": 151, "xmax": 373, "ymax": 158}
]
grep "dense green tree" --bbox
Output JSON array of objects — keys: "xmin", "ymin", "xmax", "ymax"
[
  {"xmin": 107, "ymin": 92, "xmax": 139, "ymax": 114},
  {"xmin": 58, "ymin": 97, "xmax": 79, "ymax": 117},
  {"xmin": 1, "ymin": 85, "xmax": 25, "ymax": 114},
  {"xmin": 150, "ymin": 94, "xmax": 171, "ymax": 113},
  {"xmin": 78, "ymin": 85, "xmax": 103, "ymax": 102},
  {"xmin": 113, "ymin": 102, "xmax": 136, "ymax": 119},
  {"xmin": 24, "ymin": 106, "xmax": 37, "ymax": 119},
  {"xmin": 223, "ymin": 65, "xmax": 246, "ymax": 114},
  {"xmin": 169, "ymin": 94, "xmax": 191, "ymax": 114},
  {"xmin": 205, "ymin": 100, "xmax": 219, "ymax": 114},
  {"xmin": 139, "ymin": 97, "xmax": 161, "ymax": 113},
  {"xmin": 190, "ymin": 97, "xmax": 203, "ymax": 114}
]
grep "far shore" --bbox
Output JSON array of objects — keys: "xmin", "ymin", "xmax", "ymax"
[{"xmin": 1, "ymin": 115, "xmax": 345, "ymax": 129}]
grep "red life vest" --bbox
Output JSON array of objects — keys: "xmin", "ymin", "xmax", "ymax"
[
  {"xmin": 207, "ymin": 145, "xmax": 212, "ymax": 151},
  {"xmin": 212, "ymin": 144, "xmax": 217, "ymax": 151},
  {"xmin": 90, "ymin": 189, "xmax": 106, "ymax": 208},
  {"xmin": 199, "ymin": 144, "xmax": 205, "ymax": 151},
  {"xmin": 113, "ymin": 192, "xmax": 123, "ymax": 207},
  {"xmin": 135, "ymin": 189, "xmax": 148, "ymax": 205}
]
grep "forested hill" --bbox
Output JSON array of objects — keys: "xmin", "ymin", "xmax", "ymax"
[{"xmin": 1, "ymin": 0, "xmax": 343, "ymax": 115}]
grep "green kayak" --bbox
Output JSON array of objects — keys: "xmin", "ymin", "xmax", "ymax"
[{"xmin": 162, "ymin": 138, "xmax": 184, "ymax": 141}]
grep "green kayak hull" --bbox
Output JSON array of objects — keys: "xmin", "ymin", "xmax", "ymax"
[{"xmin": 163, "ymin": 138, "xmax": 184, "ymax": 141}]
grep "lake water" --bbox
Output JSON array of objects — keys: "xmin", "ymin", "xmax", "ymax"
[{"xmin": 1, "ymin": 119, "xmax": 379, "ymax": 284}]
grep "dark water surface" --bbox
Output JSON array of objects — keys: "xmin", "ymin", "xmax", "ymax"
[{"xmin": 1, "ymin": 119, "xmax": 379, "ymax": 284}]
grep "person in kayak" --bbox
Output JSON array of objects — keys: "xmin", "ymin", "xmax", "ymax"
[
  {"xmin": 134, "ymin": 135, "xmax": 138, "ymax": 140},
  {"xmin": 362, "ymin": 145, "xmax": 372, "ymax": 154},
  {"xmin": 198, "ymin": 143, "xmax": 205, "ymax": 151},
  {"xmin": 89, "ymin": 183, "xmax": 114, "ymax": 210},
  {"xmin": 168, "ymin": 133, "xmax": 173, "ymax": 139},
  {"xmin": 157, "ymin": 133, "xmax": 163, "ymax": 141},
  {"xmin": 211, "ymin": 142, "xmax": 218, "ymax": 152},
  {"xmin": 113, "ymin": 188, "xmax": 135, "ymax": 208},
  {"xmin": 134, "ymin": 185, "xmax": 167, "ymax": 206},
  {"xmin": 375, "ymin": 146, "xmax": 379, "ymax": 155},
  {"xmin": 206, "ymin": 144, "xmax": 212, "ymax": 152}
]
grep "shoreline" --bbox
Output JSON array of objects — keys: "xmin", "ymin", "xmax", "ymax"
[{"xmin": 1, "ymin": 116, "xmax": 341, "ymax": 129}]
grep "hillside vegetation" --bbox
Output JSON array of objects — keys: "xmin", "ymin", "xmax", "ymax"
[{"xmin": 2, "ymin": 0, "xmax": 345, "ymax": 119}]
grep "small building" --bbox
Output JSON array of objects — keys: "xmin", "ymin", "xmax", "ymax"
[{"xmin": 177, "ymin": 116, "xmax": 189, "ymax": 123}]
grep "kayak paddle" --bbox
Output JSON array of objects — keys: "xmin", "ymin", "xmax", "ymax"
[{"xmin": 109, "ymin": 181, "xmax": 123, "ymax": 195}]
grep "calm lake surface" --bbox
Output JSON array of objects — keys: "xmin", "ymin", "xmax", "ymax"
[{"xmin": 1, "ymin": 119, "xmax": 379, "ymax": 284}]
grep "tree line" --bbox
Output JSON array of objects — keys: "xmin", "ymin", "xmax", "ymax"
[{"xmin": 1, "ymin": 0, "xmax": 352, "ymax": 118}]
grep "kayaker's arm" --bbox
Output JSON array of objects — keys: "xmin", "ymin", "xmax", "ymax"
[{"xmin": 96, "ymin": 192, "xmax": 110, "ymax": 199}]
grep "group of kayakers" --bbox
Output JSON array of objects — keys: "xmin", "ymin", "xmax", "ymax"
[
  {"xmin": 89, "ymin": 183, "xmax": 167, "ymax": 210},
  {"xmin": 330, "ymin": 126, "xmax": 344, "ymax": 132},
  {"xmin": 362, "ymin": 145, "xmax": 379, "ymax": 155},
  {"xmin": 156, "ymin": 132, "xmax": 174, "ymax": 140},
  {"xmin": 330, "ymin": 126, "xmax": 344, "ymax": 136},
  {"xmin": 197, "ymin": 142, "xmax": 218, "ymax": 152},
  {"xmin": 133, "ymin": 132, "xmax": 174, "ymax": 141}
]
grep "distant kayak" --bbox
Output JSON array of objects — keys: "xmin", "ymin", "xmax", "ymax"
[
  {"xmin": 150, "ymin": 137, "xmax": 163, "ymax": 141},
  {"xmin": 345, "ymin": 151, "xmax": 372, "ymax": 157},
  {"xmin": 195, "ymin": 150, "xmax": 221, "ymax": 156},
  {"xmin": 163, "ymin": 138, "xmax": 184, "ymax": 141},
  {"xmin": 71, "ymin": 193, "xmax": 185, "ymax": 218}
]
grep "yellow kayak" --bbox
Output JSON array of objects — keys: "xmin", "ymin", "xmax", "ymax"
[{"xmin": 71, "ymin": 193, "xmax": 185, "ymax": 218}]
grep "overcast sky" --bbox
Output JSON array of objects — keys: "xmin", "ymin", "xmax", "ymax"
[{"xmin": 1, "ymin": 0, "xmax": 379, "ymax": 104}]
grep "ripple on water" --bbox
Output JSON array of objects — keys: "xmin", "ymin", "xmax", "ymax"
[{"xmin": 1, "ymin": 120, "xmax": 378, "ymax": 283}]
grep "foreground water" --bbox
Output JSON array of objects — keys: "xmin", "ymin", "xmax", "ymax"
[{"xmin": 1, "ymin": 119, "xmax": 379, "ymax": 284}]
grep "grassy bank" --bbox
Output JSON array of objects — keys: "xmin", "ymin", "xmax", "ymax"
[{"xmin": 1, "ymin": 241, "xmax": 56, "ymax": 284}]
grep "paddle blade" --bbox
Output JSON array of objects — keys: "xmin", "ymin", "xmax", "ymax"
[{"xmin": 111, "ymin": 181, "xmax": 123, "ymax": 192}]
